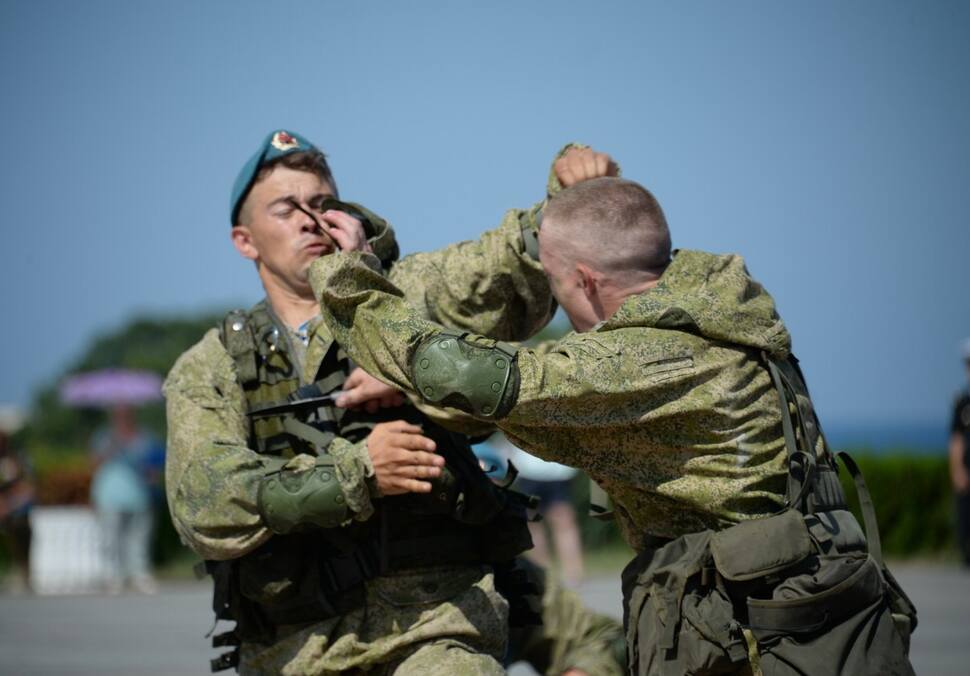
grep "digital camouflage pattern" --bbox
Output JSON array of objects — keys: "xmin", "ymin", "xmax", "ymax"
[
  {"xmin": 163, "ymin": 150, "xmax": 575, "ymax": 673},
  {"xmin": 508, "ymin": 559, "xmax": 625, "ymax": 676},
  {"xmin": 236, "ymin": 565, "xmax": 508, "ymax": 675},
  {"xmin": 310, "ymin": 248, "xmax": 793, "ymax": 551}
]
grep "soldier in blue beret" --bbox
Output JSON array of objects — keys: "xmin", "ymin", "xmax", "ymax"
[{"xmin": 164, "ymin": 129, "xmax": 623, "ymax": 675}]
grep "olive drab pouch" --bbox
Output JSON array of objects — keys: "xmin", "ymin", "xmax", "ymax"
[
  {"xmin": 622, "ymin": 531, "xmax": 750, "ymax": 676},
  {"xmin": 708, "ymin": 510, "xmax": 812, "ymax": 582}
]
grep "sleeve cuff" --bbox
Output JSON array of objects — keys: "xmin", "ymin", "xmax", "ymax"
[
  {"xmin": 327, "ymin": 437, "xmax": 379, "ymax": 522},
  {"xmin": 516, "ymin": 142, "xmax": 590, "ymax": 262}
]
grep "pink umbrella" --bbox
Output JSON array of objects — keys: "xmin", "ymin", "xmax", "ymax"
[{"xmin": 59, "ymin": 369, "xmax": 163, "ymax": 407}]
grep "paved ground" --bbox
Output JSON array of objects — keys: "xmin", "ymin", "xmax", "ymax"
[{"xmin": 1, "ymin": 563, "xmax": 966, "ymax": 675}]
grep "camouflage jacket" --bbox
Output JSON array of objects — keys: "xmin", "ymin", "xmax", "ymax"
[{"xmin": 310, "ymin": 248, "xmax": 794, "ymax": 551}]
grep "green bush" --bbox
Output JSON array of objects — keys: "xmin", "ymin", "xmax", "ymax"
[
  {"xmin": 0, "ymin": 312, "xmax": 223, "ymax": 578},
  {"xmin": 570, "ymin": 451, "xmax": 956, "ymax": 560},
  {"xmin": 837, "ymin": 452, "xmax": 953, "ymax": 557}
]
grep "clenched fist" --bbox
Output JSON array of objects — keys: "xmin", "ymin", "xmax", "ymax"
[{"xmin": 554, "ymin": 147, "xmax": 618, "ymax": 188}]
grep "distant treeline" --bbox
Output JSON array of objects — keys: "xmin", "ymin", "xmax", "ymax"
[{"xmin": 0, "ymin": 314, "xmax": 958, "ymax": 574}]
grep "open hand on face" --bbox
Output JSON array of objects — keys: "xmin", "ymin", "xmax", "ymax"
[
  {"xmin": 366, "ymin": 421, "xmax": 444, "ymax": 495},
  {"xmin": 336, "ymin": 367, "xmax": 406, "ymax": 413},
  {"xmin": 553, "ymin": 147, "xmax": 618, "ymax": 188}
]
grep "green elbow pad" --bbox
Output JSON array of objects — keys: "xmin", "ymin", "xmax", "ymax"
[
  {"xmin": 411, "ymin": 331, "xmax": 520, "ymax": 419},
  {"xmin": 257, "ymin": 458, "xmax": 350, "ymax": 534}
]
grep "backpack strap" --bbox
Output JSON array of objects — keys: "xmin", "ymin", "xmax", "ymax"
[
  {"xmin": 764, "ymin": 354, "xmax": 817, "ymax": 513},
  {"xmin": 835, "ymin": 451, "xmax": 884, "ymax": 566}
]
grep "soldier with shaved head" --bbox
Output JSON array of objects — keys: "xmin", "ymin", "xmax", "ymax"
[{"xmin": 311, "ymin": 173, "xmax": 917, "ymax": 675}]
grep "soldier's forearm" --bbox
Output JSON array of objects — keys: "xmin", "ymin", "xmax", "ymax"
[{"xmin": 311, "ymin": 252, "xmax": 436, "ymax": 396}]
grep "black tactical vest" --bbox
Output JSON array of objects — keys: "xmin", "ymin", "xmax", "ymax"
[{"xmin": 205, "ymin": 300, "xmax": 533, "ymax": 671}]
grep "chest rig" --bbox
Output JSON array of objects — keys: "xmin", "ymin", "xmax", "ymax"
[
  {"xmin": 205, "ymin": 301, "xmax": 534, "ymax": 671},
  {"xmin": 221, "ymin": 300, "xmax": 367, "ymax": 456}
]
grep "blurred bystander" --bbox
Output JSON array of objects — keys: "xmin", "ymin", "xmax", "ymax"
[
  {"xmin": 0, "ymin": 406, "xmax": 35, "ymax": 593},
  {"xmin": 949, "ymin": 339, "xmax": 970, "ymax": 567}
]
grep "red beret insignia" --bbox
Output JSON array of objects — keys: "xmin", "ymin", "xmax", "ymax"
[{"xmin": 271, "ymin": 131, "xmax": 300, "ymax": 151}]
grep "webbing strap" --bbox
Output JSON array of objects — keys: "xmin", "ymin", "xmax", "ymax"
[
  {"xmin": 282, "ymin": 417, "xmax": 337, "ymax": 451},
  {"xmin": 766, "ymin": 358, "xmax": 800, "ymax": 463},
  {"xmin": 742, "ymin": 628, "xmax": 764, "ymax": 676},
  {"xmin": 210, "ymin": 649, "xmax": 239, "ymax": 672},
  {"xmin": 836, "ymin": 451, "xmax": 884, "ymax": 566},
  {"xmin": 223, "ymin": 310, "xmax": 259, "ymax": 386},
  {"xmin": 248, "ymin": 390, "xmax": 340, "ymax": 418},
  {"xmin": 789, "ymin": 357, "xmax": 836, "ymax": 461},
  {"xmin": 766, "ymin": 357, "xmax": 817, "ymax": 512}
]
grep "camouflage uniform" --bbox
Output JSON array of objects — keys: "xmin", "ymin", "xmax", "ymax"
[
  {"xmin": 309, "ymin": 248, "xmax": 792, "ymax": 550},
  {"xmin": 310, "ymin": 241, "xmax": 920, "ymax": 675},
  {"xmin": 165, "ymin": 198, "xmax": 555, "ymax": 674},
  {"xmin": 508, "ymin": 558, "xmax": 625, "ymax": 676}
]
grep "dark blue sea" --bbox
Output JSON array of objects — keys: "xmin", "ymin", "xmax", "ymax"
[{"xmin": 822, "ymin": 420, "xmax": 948, "ymax": 455}]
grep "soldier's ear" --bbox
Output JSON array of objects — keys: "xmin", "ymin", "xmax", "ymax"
[
  {"xmin": 576, "ymin": 262, "xmax": 599, "ymax": 297},
  {"xmin": 231, "ymin": 225, "xmax": 259, "ymax": 261}
]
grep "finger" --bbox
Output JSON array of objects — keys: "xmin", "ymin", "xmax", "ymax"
[
  {"xmin": 606, "ymin": 159, "xmax": 619, "ymax": 177},
  {"xmin": 405, "ymin": 464, "xmax": 442, "ymax": 479},
  {"xmin": 389, "ymin": 432, "xmax": 437, "ymax": 452},
  {"xmin": 581, "ymin": 150, "xmax": 598, "ymax": 179},
  {"xmin": 395, "ymin": 478, "xmax": 433, "ymax": 494},
  {"xmin": 343, "ymin": 368, "xmax": 367, "ymax": 389},
  {"xmin": 365, "ymin": 399, "xmax": 379, "ymax": 414},
  {"xmin": 555, "ymin": 155, "xmax": 582, "ymax": 187},
  {"xmin": 325, "ymin": 211, "xmax": 373, "ymax": 252},
  {"xmin": 593, "ymin": 152, "xmax": 609, "ymax": 177},
  {"xmin": 335, "ymin": 388, "xmax": 369, "ymax": 408},
  {"xmin": 322, "ymin": 222, "xmax": 357, "ymax": 252},
  {"xmin": 320, "ymin": 211, "xmax": 366, "ymax": 251},
  {"xmin": 381, "ymin": 420, "xmax": 425, "ymax": 435},
  {"xmin": 320, "ymin": 209, "xmax": 364, "ymax": 233},
  {"xmin": 558, "ymin": 165, "xmax": 579, "ymax": 187},
  {"xmin": 393, "ymin": 449, "xmax": 445, "ymax": 467}
]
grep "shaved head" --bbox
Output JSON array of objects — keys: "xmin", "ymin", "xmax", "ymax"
[{"xmin": 542, "ymin": 177, "xmax": 671, "ymax": 284}]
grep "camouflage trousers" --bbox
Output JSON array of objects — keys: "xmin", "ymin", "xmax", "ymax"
[{"xmin": 238, "ymin": 565, "xmax": 507, "ymax": 675}]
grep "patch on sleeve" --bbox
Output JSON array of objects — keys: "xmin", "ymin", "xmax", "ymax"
[
  {"xmin": 641, "ymin": 356, "xmax": 695, "ymax": 383},
  {"xmin": 555, "ymin": 335, "xmax": 620, "ymax": 361}
]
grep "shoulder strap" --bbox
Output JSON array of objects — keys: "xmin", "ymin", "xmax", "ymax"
[
  {"xmin": 764, "ymin": 354, "xmax": 817, "ymax": 513},
  {"xmin": 835, "ymin": 451, "xmax": 884, "ymax": 566},
  {"xmin": 221, "ymin": 309, "xmax": 259, "ymax": 387},
  {"xmin": 765, "ymin": 354, "xmax": 885, "ymax": 563}
]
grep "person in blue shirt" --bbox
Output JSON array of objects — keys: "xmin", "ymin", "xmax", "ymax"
[{"xmin": 90, "ymin": 405, "xmax": 160, "ymax": 594}]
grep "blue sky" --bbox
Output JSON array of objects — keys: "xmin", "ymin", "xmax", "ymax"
[{"xmin": 1, "ymin": 0, "xmax": 968, "ymax": 428}]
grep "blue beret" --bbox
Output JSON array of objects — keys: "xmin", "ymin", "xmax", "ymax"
[{"xmin": 230, "ymin": 129, "xmax": 318, "ymax": 225}]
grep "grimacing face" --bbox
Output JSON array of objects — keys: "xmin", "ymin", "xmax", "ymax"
[
  {"xmin": 537, "ymin": 224, "xmax": 600, "ymax": 333},
  {"xmin": 232, "ymin": 166, "xmax": 337, "ymax": 296}
]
